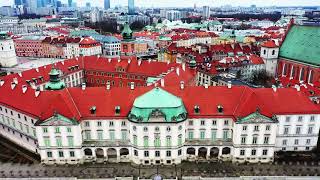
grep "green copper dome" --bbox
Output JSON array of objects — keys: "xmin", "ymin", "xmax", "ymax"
[
  {"xmin": 121, "ymin": 22, "xmax": 133, "ymax": 40},
  {"xmin": 128, "ymin": 87, "xmax": 187, "ymax": 123},
  {"xmin": 45, "ymin": 66, "xmax": 66, "ymax": 90}
]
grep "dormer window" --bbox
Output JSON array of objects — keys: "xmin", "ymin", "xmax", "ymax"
[
  {"xmin": 194, "ymin": 105, "xmax": 200, "ymax": 114},
  {"xmin": 115, "ymin": 106, "xmax": 120, "ymax": 114},
  {"xmin": 217, "ymin": 105, "xmax": 223, "ymax": 113},
  {"xmin": 90, "ymin": 106, "xmax": 96, "ymax": 114}
]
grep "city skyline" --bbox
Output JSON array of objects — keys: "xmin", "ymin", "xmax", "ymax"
[{"xmin": 1, "ymin": 0, "xmax": 320, "ymax": 8}]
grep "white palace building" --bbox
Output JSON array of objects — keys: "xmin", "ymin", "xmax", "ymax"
[{"xmin": 0, "ymin": 55, "xmax": 319, "ymax": 166}]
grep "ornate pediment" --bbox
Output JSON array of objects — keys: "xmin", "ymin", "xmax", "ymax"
[
  {"xmin": 38, "ymin": 113, "xmax": 78, "ymax": 126},
  {"xmin": 237, "ymin": 111, "xmax": 276, "ymax": 124}
]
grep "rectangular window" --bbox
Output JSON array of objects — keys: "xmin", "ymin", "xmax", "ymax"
[
  {"xmin": 298, "ymin": 116, "xmax": 303, "ymax": 122},
  {"xmin": 143, "ymin": 136, "xmax": 149, "ymax": 147},
  {"xmin": 188, "ymin": 131, "xmax": 194, "ymax": 139},
  {"xmin": 55, "ymin": 127, "xmax": 60, "ymax": 133},
  {"xmin": 294, "ymin": 139, "xmax": 299, "ymax": 145},
  {"xmin": 284, "ymin": 127, "xmax": 289, "ymax": 135},
  {"xmin": 212, "ymin": 120, "xmax": 216, "ymax": 125},
  {"xmin": 116, "ymin": 129, "xmax": 124, "ymax": 140},
  {"xmin": 178, "ymin": 149, "xmax": 182, "ymax": 156},
  {"xmin": 109, "ymin": 121, "xmax": 114, "ymax": 126},
  {"xmin": 67, "ymin": 136, "xmax": 74, "ymax": 146},
  {"xmin": 47, "ymin": 151, "xmax": 52, "ymax": 158},
  {"xmin": 251, "ymin": 149, "xmax": 256, "ymax": 156},
  {"xmin": 254, "ymin": 125, "xmax": 259, "ymax": 131},
  {"xmin": 133, "ymin": 135, "xmax": 137, "ymax": 146},
  {"xmin": 121, "ymin": 121, "xmax": 126, "ymax": 126},
  {"xmin": 166, "ymin": 136, "xmax": 171, "ymax": 147},
  {"xmin": 97, "ymin": 130, "xmax": 103, "ymax": 140},
  {"xmin": 84, "ymin": 130, "xmax": 91, "ymax": 140},
  {"xmin": 264, "ymin": 136, "xmax": 269, "ymax": 144},
  {"xmin": 109, "ymin": 131, "xmax": 115, "ymax": 141},
  {"xmin": 266, "ymin": 125, "xmax": 270, "ymax": 131},
  {"xmin": 282, "ymin": 139, "xmax": 287, "ymax": 145},
  {"xmin": 262, "ymin": 149, "xmax": 268, "ymax": 156},
  {"xmin": 97, "ymin": 121, "xmax": 102, "ymax": 127},
  {"xmin": 200, "ymin": 120, "xmax": 205, "ymax": 126},
  {"xmin": 211, "ymin": 130, "xmax": 217, "ymax": 141},
  {"xmin": 310, "ymin": 116, "xmax": 315, "ymax": 122},
  {"xmin": 70, "ymin": 151, "xmax": 75, "ymax": 157},
  {"xmin": 43, "ymin": 127, "xmax": 48, "ymax": 133},
  {"xmin": 56, "ymin": 137, "xmax": 62, "ymax": 147},
  {"xmin": 240, "ymin": 150, "xmax": 245, "ymax": 156},
  {"xmin": 200, "ymin": 131, "xmax": 205, "ymax": 139},
  {"xmin": 285, "ymin": 116, "xmax": 290, "ymax": 122},
  {"xmin": 155, "ymin": 151, "xmax": 160, "ymax": 157},
  {"xmin": 58, "ymin": 151, "xmax": 64, "ymax": 157},
  {"xmin": 178, "ymin": 135, "xmax": 182, "ymax": 146},
  {"xmin": 223, "ymin": 130, "xmax": 229, "ymax": 140},
  {"xmin": 242, "ymin": 126, "xmax": 247, "ymax": 131},
  {"xmin": 155, "ymin": 137, "xmax": 161, "ymax": 147},
  {"xmin": 44, "ymin": 137, "xmax": 50, "ymax": 147},
  {"xmin": 296, "ymin": 127, "xmax": 301, "ymax": 135},
  {"xmin": 306, "ymin": 139, "xmax": 311, "ymax": 145},
  {"xmin": 252, "ymin": 137, "xmax": 257, "ymax": 144},
  {"xmin": 308, "ymin": 126, "xmax": 313, "ymax": 134},
  {"xmin": 166, "ymin": 151, "xmax": 171, "ymax": 157},
  {"xmin": 85, "ymin": 121, "xmax": 90, "ymax": 127},
  {"xmin": 188, "ymin": 121, "xmax": 193, "ymax": 126},
  {"xmin": 67, "ymin": 127, "xmax": 72, "ymax": 133},
  {"xmin": 224, "ymin": 120, "xmax": 229, "ymax": 125},
  {"xmin": 241, "ymin": 136, "xmax": 246, "ymax": 144},
  {"xmin": 144, "ymin": 151, "xmax": 149, "ymax": 157}
]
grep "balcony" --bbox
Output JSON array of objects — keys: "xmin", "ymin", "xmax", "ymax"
[
  {"xmin": 185, "ymin": 138, "xmax": 233, "ymax": 146},
  {"xmin": 82, "ymin": 139, "xmax": 130, "ymax": 147}
]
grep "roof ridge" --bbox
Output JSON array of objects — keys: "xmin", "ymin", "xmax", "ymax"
[{"xmin": 65, "ymin": 88, "xmax": 82, "ymax": 119}]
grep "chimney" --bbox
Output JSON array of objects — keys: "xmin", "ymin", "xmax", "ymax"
[
  {"xmin": 22, "ymin": 85, "xmax": 27, "ymax": 93},
  {"xmin": 18, "ymin": 72, "xmax": 22, "ymax": 77},
  {"xmin": 11, "ymin": 82, "xmax": 16, "ymax": 90},
  {"xmin": 61, "ymin": 61, "xmax": 64, "ymax": 65},
  {"xmin": 82, "ymin": 83, "xmax": 86, "ymax": 90},
  {"xmin": 13, "ymin": 78, "xmax": 18, "ymax": 84},
  {"xmin": 35, "ymin": 68, "xmax": 39, "ymax": 72},
  {"xmin": 176, "ymin": 67, "xmax": 180, "ymax": 76},
  {"xmin": 204, "ymin": 83, "xmax": 208, "ymax": 89},
  {"xmin": 227, "ymin": 81, "xmax": 232, "ymax": 89},
  {"xmin": 106, "ymin": 82, "xmax": 111, "ymax": 90},
  {"xmin": 272, "ymin": 85, "xmax": 277, "ymax": 92},
  {"xmin": 0, "ymin": 80, "xmax": 4, "ymax": 86},
  {"xmin": 180, "ymin": 81, "xmax": 185, "ymax": 90},
  {"xmin": 130, "ymin": 82, "xmax": 135, "ymax": 90},
  {"xmin": 138, "ymin": 60, "xmax": 142, "ymax": 66},
  {"xmin": 35, "ymin": 89, "xmax": 40, "ymax": 97},
  {"xmin": 160, "ymin": 78, "xmax": 165, "ymax": 87},
  {"xmin": 296, "ymin": 85, "xmax": 301, "ymax": 92},
  {"xmin": 182, "ymin": 63, "xmax": 186, "ymax": 71},
  {"xmin": 117, "ymin": 58, "xmax": 121, "ymax": 62},
  {"xmin": 108, "ymin": 58, "xmax": 112, "ymax": 63},
  {"xmin": 128, "ymin": 58, "xmax": 131, "ymax": 64},
  {"xmin": 148, "ymin": 59, "xmax": 151, "ymax": 63}
]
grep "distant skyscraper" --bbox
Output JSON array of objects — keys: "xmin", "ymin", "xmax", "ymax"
[
  {"xmin": 86, "ymin": 2, "xmax": 91, "ymax": 8},
  {"xmin": 202, "ymin": 6, "xmax": 210, "ymax": 19},
  {"xmin": 104, "ymin": 0, "xmax": 110, "ymax": 10},
  {"xmin": 128, "ymin": 0, "xmax": 134, "ymax": 15},
  {"xmin": 15, "ymin": 0, "xmax": 26, "ymax": 6},
  {"xmin": 68, "ymin": 0, "xmax": 72, "ymax": 7}
]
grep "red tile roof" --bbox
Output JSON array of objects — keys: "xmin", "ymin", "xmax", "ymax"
[{"xmin": 261, "ymin": 40, "xmax": 278, "ymax": 48}]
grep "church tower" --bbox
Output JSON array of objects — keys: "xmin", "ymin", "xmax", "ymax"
[{"xmin": 260, "ymin": 40, "xmax": 279, "ymax": 77}]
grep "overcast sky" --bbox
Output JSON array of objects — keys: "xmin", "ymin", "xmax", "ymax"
[{"xmin": 1, "ymin": 0, "xmax": 320, "ymax": 8}]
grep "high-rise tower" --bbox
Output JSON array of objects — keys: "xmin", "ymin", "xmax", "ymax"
[
  {"xmin": 68, "ymin": 0, "xmax": 72, "ymax": 7},
  {"xmin": 128, "ymin": 0, "xmax": 134, "ymax": 15},
  {"xmin": 104, "ymin": 0, "xmax": 110, "ymax": 10}
]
